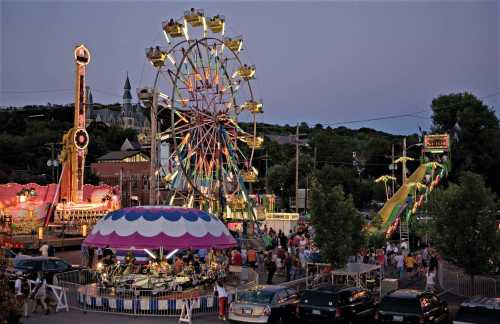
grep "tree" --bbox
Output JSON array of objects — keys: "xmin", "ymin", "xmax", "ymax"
[
  {"xmin": 428, "ymin": 171, "xmax": 497, "ymax": 277},
  {"xmin": 431, "ymin": 92, "xmax": 500, "ymax": 194},
  {"xmin": 310, "ymin": 177, "xmax": 364, "ymax": 268}
]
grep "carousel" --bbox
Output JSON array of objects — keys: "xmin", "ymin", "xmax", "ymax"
[{"xmin": 82, "ymin": 206, "xmax": 237, "ymax": 296}]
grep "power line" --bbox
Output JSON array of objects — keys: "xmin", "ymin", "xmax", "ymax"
[{"xmin": 0, "ymin": 89, "xmax": 72, "ymax": 94}]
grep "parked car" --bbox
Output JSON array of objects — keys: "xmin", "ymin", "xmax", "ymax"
[
  {"xmin": 10, "ymin": 255, "xmax": 82, "ymax": 284},
  {"xmin": 377, "ymin": 289, "xmax": 449, "ymax": 324},
  {"xmin": 297, "ymin": 285, "xmax": 377, "ymax": 323},
  {"xmin": 228, "ymin": 285, "xmax": 299, "ymax": 323},
  {"xmin": 453, "ymin": 297, "xmax": 500, "ymax": 324}
]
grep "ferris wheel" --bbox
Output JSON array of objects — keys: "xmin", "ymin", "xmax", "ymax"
[{"xmin": 140, "ymin": 8, "xmax": 264, "ymax": 216}]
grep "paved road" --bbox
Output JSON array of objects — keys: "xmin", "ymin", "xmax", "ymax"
[{"xmin": 23, "ymin": 311, "xmax": 221, "ymax": 324}]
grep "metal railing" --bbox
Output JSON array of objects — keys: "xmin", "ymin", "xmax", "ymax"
[
  {"xmin": 438, "ymin": 261, "xmax": 498, "ymax": 297},
  {"xmin": 55, "ymin": 267, "xmax": 259, "ymax": 317}
]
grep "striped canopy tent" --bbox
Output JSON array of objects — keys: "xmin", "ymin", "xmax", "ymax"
[{"xmin": 83, "ymin": 206, "xmax": 237, "ymax": 250}]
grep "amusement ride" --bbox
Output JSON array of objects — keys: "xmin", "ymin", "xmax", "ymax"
[{"xmin": 139, "ymin": 8, "xmax": 263, "ymax": 220}]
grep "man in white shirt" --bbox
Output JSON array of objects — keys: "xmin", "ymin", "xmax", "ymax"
[{"xmin": 39, "ymin": 243, "xmax": 49, "ymax": 257}]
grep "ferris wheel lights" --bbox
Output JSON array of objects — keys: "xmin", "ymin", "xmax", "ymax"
[
  {"xmin": 207, "ymin": 15, "xmax": 225, "ymax": 34},
  {"xmin": 158, "ymin": 92, "xmax": 170, "ymax": 101},
  {"xmin": 236, "ymin": 65, "xmax": 256, "ymax": 80},
  {"xmin": 223, "ymin": 36, "xmax": 243, "ymax": 52},
  {"xmin": 162, "ymin": 30, "xmax": 171, "ymax": 44},
  {"xmin": 178, "ymin": 98, "xmax": 189, "ymax": 107},
  {"xmin": 167, "ymin": 53, "xmax": 176, "ymax": 65},
  {"xmin": 184, "ymin": 8, "xmax": 205, "ymax": 27}
]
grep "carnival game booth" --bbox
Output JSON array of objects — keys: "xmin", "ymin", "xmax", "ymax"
[{"xmin": 77, "ymin": 206, "xmax": 238, "ymax": 315}]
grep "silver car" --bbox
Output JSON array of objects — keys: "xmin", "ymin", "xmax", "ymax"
[{"xmin": 228, "ymin": 285, "xmax": 299, "ymax": 324}]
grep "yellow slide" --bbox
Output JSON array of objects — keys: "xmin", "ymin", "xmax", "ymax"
[{"xmin": 378, "ymin": 164, "xmax": 428, "ymax": 227}]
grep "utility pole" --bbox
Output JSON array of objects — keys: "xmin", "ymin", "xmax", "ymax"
[
  {"xmin": 295, "ymin": 123, "xmax": 299, "ymax": 214},
  {"xmin": 263, "ymin": 151, "xmax": 271, "ymax": 194},
  {"xmin": 402, "ymin": 137, "xmax": 407, "ymax": 185},
  {"xmin": 149, "ymin": 89, "xmax": 158, "ymax": 205},
  {"xmin": 313, "ymin": 146, "xmax": 317, "ymax": 170},
  {"xmin": 391, "ymin": 144, "xmax": 395, "ymax": 195},
  {"xmin": 50, "ymin": 143, "xmax": 55, "ymax": 183}
]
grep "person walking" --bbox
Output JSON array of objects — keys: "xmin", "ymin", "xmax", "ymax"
[
  {"xmin": 247, "ymin": 247, "xmax": 257, "ymax": 269},
  {"xmin": 425, "ymin": 269, "xmax": 436, "ymax": 292},
  {"xmin": 31, "ymin": 272, "xmax": 49, "ymax": 315},
  {"xmin": 214, "ymin": 279, "xmax": 228, "ymax": 320},
  {"xmin": 39, "ymin": 243, "xmax": 49, "ymax": 257},
  {"xmin": 15, "ymin": 272, "xmax": 29, "ymax": 318},
  {"xmin": 284, "ymin": 252, "xmax": 292, "ymax": 282},
  {"xmin": 395, "ymin": 252, "xmax": 405, "ymax": 278},
  {"xmin": 265, "ymin": 252, "xmax": 276, "ymax": 284},
  {"xmin": 404, "ymin": 253, "xmax": 417, "ymax": 278}
]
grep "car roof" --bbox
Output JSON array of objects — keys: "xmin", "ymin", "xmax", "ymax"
[
  {"xmin": 250, "ymin": 285, "xmax": 287, "ymax": 293},
  {"xmin": 461, "ymin": 297, "xmax": 500, "ymax": 310},
  {"xmin": 15, "ymin": 255, "xmax": 61, "ymax": 261},
  {"xmin": 386, "ymin": 289, "xmax": 424, "ymax": 299},
  {"xmin": 308, "ymin": 284, "xmax": 355, "ymax": 293}
]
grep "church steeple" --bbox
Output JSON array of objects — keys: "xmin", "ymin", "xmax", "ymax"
[{"xmin": 122, "ymin": 73, "xmax": 132, "ymax": 115}]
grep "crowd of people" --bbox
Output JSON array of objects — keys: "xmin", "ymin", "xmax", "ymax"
[{"xmin": 348, "ymin": 240, "xmax": 440, "ymax": 292}]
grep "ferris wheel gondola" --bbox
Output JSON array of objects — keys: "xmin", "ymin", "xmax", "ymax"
[{"xmin": 142, "ymin": 8, "xmax": 263, "ymax": 218}]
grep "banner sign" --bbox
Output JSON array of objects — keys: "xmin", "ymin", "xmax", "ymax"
[{"xmin": 423, "ymin": 134, "xmax": 450, "ymax": 152}]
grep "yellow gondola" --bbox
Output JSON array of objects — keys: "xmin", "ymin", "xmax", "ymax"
[
  {"xmin": 240, "ymin": 135, "xmax": 264, "ymax": 149},
  {"xmin": 145, "ymin": 47, "xmax": 167, "ymax": 67},
  {"xmin": 137, "ymin": 87, "xmax": 154, "ymax": 104},
  {"xmin": 242, "ymin": 169, "xmax": 258, "ymax": 182},
  {"xmin": 224, "ymin": 36, "xmax": 243, "ymax": 52},
  {"xmin": 163, "ymin": 19, "xmax": 185, "ymax": 38},
  {"xmin": 242, "ymin": 100, "xmax": 263, "ymax": 113},
  {"xmin": 236, "ymin": 64, "xmax": 256, "ymax": 80},
  {"xmin": 227, "ymin": 196, "xmax": 246, "ymax": 210},
  {"xmin": 184, "ymin": 8, "xmax": 205, "ymax": 27},
  {"xmin": 207, "ymin": 15, "xmax": 225, "ymax": 33},
  {"xmin": 248, "ymin": 136, "xmax": 264, "ymax": 149}
]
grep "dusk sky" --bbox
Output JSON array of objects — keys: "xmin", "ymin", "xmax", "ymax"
[{"xmin": 1, "ymin": 0, "xmax": 498, "ymax": 135}]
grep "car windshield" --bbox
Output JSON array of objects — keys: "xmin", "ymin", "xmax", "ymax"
[
  {"xmin": 455, "ymin": 307, "xmax": 500, "ymax": 324},
  {"xmin": 380, "ymin": 297, "xmax": 422, "ymax": 314},
  {"xmin": 15, "ymin": 260, "xmax": 43, "ymax": 271},
  {"xmin": 237, "ymin": 290, "xmax": 275, "ymax": 304},
  {"xmin": 301, "ymin": 290, "xmax": 336, "ymax": 307}
]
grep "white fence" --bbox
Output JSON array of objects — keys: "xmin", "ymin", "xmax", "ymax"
[
  {"xmin": 55, "ymin": 267, "xmax": 259, "ymax": 317},
  {"xmin": 438, "ymin": 261, "xmax": 498, "ymax": 297}
]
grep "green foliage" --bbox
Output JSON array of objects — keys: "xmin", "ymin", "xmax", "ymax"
[
  {"xmin": 431, "ymin": 92, "xmax": 500, "ymax": 194},
  {"xmin": 0, "ymin": 108, "xmax": 138, "ymax": 184},
  {"xmin": 310, "ymin": 176, "xmax": 364, "ymax": 268},
  {"xmin": 428, "ymin": 171, "xmax": 497, "ymax": 276},
  {"xmin": 366, "ymin": 231, "xmax": 385, "ymax": 250},
  {"xmin": 266, "ymin": 164, "xmax": 289, "ymax": 195}
]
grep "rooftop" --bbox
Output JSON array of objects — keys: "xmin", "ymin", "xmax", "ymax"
[{"xmin": 96, "ymin": 150, "xmax": 147, "ymax": 161}]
